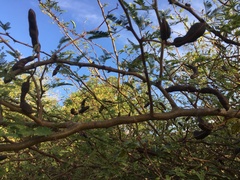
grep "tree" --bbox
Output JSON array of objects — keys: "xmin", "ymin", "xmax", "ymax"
[{"xmin": 0, "ymin": 0, "xmax": 239, "ymax": 179}]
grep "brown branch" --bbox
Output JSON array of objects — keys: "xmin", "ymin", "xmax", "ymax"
[
  {"xmin": 0, "ymin": 108, "xmax": 239, "ymax": 152},
  {"xmin": 118, "ymin": 0, "xmax": 154, "ymax": 115},
  {"xmin": 29, "ymin": 146, "xmax": 64, "ymax": 163}
]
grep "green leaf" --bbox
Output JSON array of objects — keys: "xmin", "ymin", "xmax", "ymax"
[
  {"xmin": 6, "ymin": 50, "xmax": 21, "ymax": 59},
  {"xmin": 57, "ymin": 36, "xmax": 71, "ymax": 48},
  {"xmin": 195, "ymin": 170, "xmax": 206, "ymax": 180},
  {"xmin": 0, "ymin": 21, "xmax": 11, "ymax": 31},
  {"xmin": 70, "ymin": 20, "xmax": 76, "ymax": 28},
  {"xmin": 87, "ymin": 31, "xmax": 110, "ymax": 40},
  {"xmin": 33, "ymin": 127, "xmax": 52, "ymax": 136}
]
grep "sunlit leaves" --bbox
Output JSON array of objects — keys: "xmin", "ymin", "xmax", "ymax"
[
  {"xmin": 6, "ymin": 50, "xmax": 21, "ymax": 59},
  {"xmin": 33, "ymin": 127, "xmax": 52, "ymax": 136}
]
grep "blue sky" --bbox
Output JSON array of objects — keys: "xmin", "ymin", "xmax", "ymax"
[
  {"xmin": 0, "ymin": 0, "xmax": 104, "ymax": 58},
  {"xmin": 0, "ymin": 0, "xmax": 208, "ymax": 103},
  {"xmin": 0, "ymin": 0, "xmax": 207, "ymax": 59}
]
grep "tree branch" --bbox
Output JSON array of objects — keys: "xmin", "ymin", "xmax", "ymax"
[{"xmin": 0, "ymin": 108, "xmax": 239, "ymax": 152}]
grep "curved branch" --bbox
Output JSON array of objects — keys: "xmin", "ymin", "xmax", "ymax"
[{"xmin": 0, "ymin": 108, "xmax": 239, "ymax": 152}]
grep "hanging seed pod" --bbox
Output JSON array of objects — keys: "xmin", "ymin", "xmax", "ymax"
[
  {"xmin": 28, "ymin": 9, "xmax": 40, "ymax": 53},
  {"xmin": 0, "ymin": 155, "xmax": 7, "ymax": 161},
  {"xmin": 20, "ymin": 78, "xmax": 30, "ymax": 102},
  {"xmin": 99, "ymin": 105, "xmax": 105, "ymax": 113},
  {"xmin": 173, "ymin": 22, "xmax": 206, "ymax": 47},
  {"xmin": 193, "ymin": 130, "xmax": 211, "ymax": 140},
  {"xmin": 173, "ymin": 37, "xmax": 186, "ymax": 47},
  {"xmin": 81, "ymin": 98, "xmax": 88, "ymax": 108},
  {"xmin": 11, "ymin": 56, "xmax": 36, "ymax": 71},
  {"xmin": 20, "ymin": 100, "xmax": 34, "ymax": 114},
  {"xmin": 70, "ymin": 108, "xmax": 78, "ymax": 115},
  {"xmin": 160, "ymin": 17, "xmax": 171, "ymax": 41},
  {"xmin": 79, "ymin": 106, "xmax": 89, "ymax": 114},
  {"xmin": 144, "ymin": 102, "xmax": 150, "ymax": 108},
  {"xmin": 185, "ymin": 22, "xmax": 206, "ymax": 42},
  {"xmin": 52, "ymin": 65, "xmax": 61, "ymax": 77},
  {"xmin": 184, "ymin": 64, "xmax": 198, "ymax": 79},
  {"xmin": 197, "ymin": 117, "xmax": 213, "ymax": 131},
  {"xmin": 165, "ymin": 85, "xmax": 197, "ymax": 92}
]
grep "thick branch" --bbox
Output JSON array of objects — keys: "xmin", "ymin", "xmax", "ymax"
[{"xmin": 0, "ymin": 108, "xmax": 239, "ymax": 152}]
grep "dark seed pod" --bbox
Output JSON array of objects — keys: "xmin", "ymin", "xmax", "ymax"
[
  {"xmin": 160, "ymin": 17, "xmax": 171, "ymax": 41},
  {"xmin": 28, "ymin": 9, "xmax": 40, "ymax": 53},
  {"xmin": 165, "ymin": 85, "xmax": 197, "ymax": 92},
  {"xmin": 70, "ymin": 108, "xmax": 78, "ymax": 115},
  {"xmin": 0, "ymin": 155, "xmax": 7, "ymax": 161},
  {"xmin": 185, "ymin": 22, "xmax": 206, "ymax": 42},
  {"xmin": 20, "ymin": 100, "xmax": 34, "ymax": 114},
  {"xmin": 234, "ymin": 148, "xmax": 240, "ymax": 156},
  {"xmin": 173, "ymin": 37, "xmax": 185, "ymax": 47},
  {"xmin": 52, "ymin": 65, "xmax": 61, "ymax": 77},
  {"xmin": 184, "ymin": 64, "xmax": 198, "ymax": 79},
  {"xmin": 20, "ymin": 78, "xmax": 30, "ymax": 102},
  {"xmin": 99, "ymin": 105, "xmax": 105, "ymax": 113},
  {"xmin": 144, "ymin": 102, "xmax": 150, "ymax": 108},
  {"xmin": 173, "ymin": 22, "xmax": 206, "ymax": 47},
  {"xmin": 185, "ymin": 116, "xmax": 191, "ymax": 121},
  {"xmin": 193, "ymin": 130, "xmax": 211, "ymax": 140},
  {"xmin": 81, "ymin": 98, "xmax": 88, "ymax": 108},
  {"xmin": 79, "ymin": 106, "xmax": 89, "ymax": 114},
  {"xmin": 197, "ymin": 117, "xmax": 213, "ymax": 131},
  {"xmin": 12, "ymin": 56, "xmax": 36, "ymax": 71}
]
